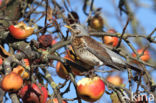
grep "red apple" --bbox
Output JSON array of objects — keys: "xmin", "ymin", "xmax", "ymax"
[
  {"xmin": 0, "ymin": 58, "xmax": 2, "ymax": 65},
  {"xmin": 51, "ymin": 38, "xmax": 57, "ymax": 45},
  {"xmin": 9, "ymin": 22, "xmax": 34, "ymax": 39},
  {"xmin": 40, "ymin": 85, "xmax": 48, "ymax": 103},
  {"xmin": 106, "ymin": 75, "xmax": 123, "ymax": 86},
  {"xmin": 103, "ymin": 29, "xmax": 118, "ymax": 47},
  {"xmin": 1, "ymin": 72, "xmax": 23, "ymax": 91},
  {"xmin": 23, "ymin": 59, "xmax": 30, "ymax": 67},
  {"xmin": 18, "ymin": 83, "xmax": 48, "ymax": 103},
  {"xmin": 77, "ymin": 76, "xmax": 105, "ymax": 102},
  {"xmin": 132, "ymin": 49, "xmax": 150, "ymax": 62},
  {"xmin": 47, "ymin": 98, "xmax": 67, "ymax": 103}
]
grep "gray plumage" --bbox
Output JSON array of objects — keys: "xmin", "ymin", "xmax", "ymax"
[{"xmin": 68, "ymin": 24, "xmax": 143, "ymax": 72}]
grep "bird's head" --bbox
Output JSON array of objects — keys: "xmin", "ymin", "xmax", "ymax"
[{"xmin": 64, "ymin": 24, "xmax": 89, "ymax": 37}]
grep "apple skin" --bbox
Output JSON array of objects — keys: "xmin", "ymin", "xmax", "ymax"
[
  {"xmin": 103, "ymin": 36, "xmax": 118, "ymax": 47},
  {"xmin": 51, "ymin": 39, "xmax": 57, "ymax": 45},
  {"xmin": 47, "ymin": 98, "xmax": 67, "ymax": 103},
  {"xmin": 9, "ymin": 22, "xmax": 34, "ymax": 39},
  {"xmin": 103, "ymin": 29, "xmax": 118, "ymax": 47},
  {"xmin": 38, "ymin": 35, "xmax": 52, "ymax": 47},
  {"xmin": 23, "ymin": 59, "xmax": 30, "ymax": 67},
  {"xmin": 56, "ymin": 61, "xmax": 69, "ymax": 79},
  {"xmin": 40, "ymin": 85, "xmax": 48, "ymax": 103},
  {"xmin": 132, "ymin": 49, "xmax": 150, "ymax": 62},
  {"xmin": 89, "ymin": 15, "xmax": 104, "ymax": 31},
  {"xmin": 12, "ymin": 59, "xmax": 30, "ymax": 79},
  {"xmin": 18, "ymin": 83, "xmax": 48, "ymax": 103},
  {"xmin": 106, "ymin": 75, "xmax": 123, "ymax": 86},
  {"xmin": 77, "ymin": 76, "xmax": 105, "ymax": 102},
  {"xmin": 0, "ymin": 58, "xmax": 2, "ymax": 65},
  {"xmin": 1, "ymin": 72, "xmax": 23, "ymax": 92},
  {"xmin": 56, "ymin": 55, "xmax": 81, "ymax": 79},
  {"xmin": 12, "ymin": 65, "xmax": 29, "ymax": 79}
]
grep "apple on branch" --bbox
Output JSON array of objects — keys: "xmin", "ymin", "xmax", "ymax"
[
  {"xmin": 9, "ymin": 22, "xmax": 34, "ymax": 39},
  {"xmin": 77, "ymin": 76, "xmax": 105, "ymax": 102},
  {"xmin": 103, "ymin": 29, "xmax": 119, "ymax": 47},
  {"xmin": 1, "ymin": 72, "xmax": 23, "ymax": 92}
]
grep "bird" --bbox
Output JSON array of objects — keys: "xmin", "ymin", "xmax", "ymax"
[{"xmin": 64, "ymin": 24, "xmax": 144, "ymax": 73}]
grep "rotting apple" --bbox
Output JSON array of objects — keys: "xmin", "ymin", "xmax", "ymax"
[
  {"xmin": 38, "ymin": 35, "xmax": 52, "ymax": 47},
  {"xmin": 56, "ymin": 61, "xmax": 69, "ymax": 79},
  {"xmin": 106, "ymin": 75, "xmax": 123, "ymax": 86},
  {"xmin": 18, "ymin": 83, "xmax": 48, "ymax": 103},
  {"xmin": 89, "ymin": 15, "xmax": 104, "ymax": 31},
  {"xmin": 9, "ymin": 22, "xmax": 34, "ymax": 39},
  {"xmin": 47, "ymin": 98, "xmax": 67, "ymax": 103},
  {"xmin": 77, "ymin": 76, "xmax": 105, "ymax": 102},
  {"xmin": 56, "ymin": 54, "xmax": 82, "ymax": 79},
  {"xmin": 103, "ymin": 29, "xmax": 118, "ymax": 47},
  {"xmin": 1, "ymin": 72, "xmax": 23, "ymax": 92},
  {"xmin": 12, "ymin": 65, "xmax": 29, "ymax": 79},
  {"xmin": 132, "ymin": 49, "xmax": 150, "ymax": 62}
]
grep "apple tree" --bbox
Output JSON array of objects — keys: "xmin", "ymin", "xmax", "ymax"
[{"xmin": 0, "ymin": 0, "xmax": 156, "ymax": 103}]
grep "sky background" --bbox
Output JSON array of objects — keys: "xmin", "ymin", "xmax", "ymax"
[{"xmin": 3, "ymin": 0, "xmax": 156, "ymax": 103}]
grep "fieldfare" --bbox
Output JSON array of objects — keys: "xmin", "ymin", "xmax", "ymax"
[{"xmin": 65, "ymin": 24, "xmax": 143, "ymax": 72}]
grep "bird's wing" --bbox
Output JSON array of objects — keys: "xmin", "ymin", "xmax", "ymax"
[
  {"xmin": 100, "ymin": 43, "xmax": 143, "ymax": 72},
  {"xmin": 82, "ymin": 36, "xmax": 124, "ymax": 70}
]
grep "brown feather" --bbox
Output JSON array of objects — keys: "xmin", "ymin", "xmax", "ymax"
[{"xmin": 82, "ymin": 36, "xmax": 113, "ymax": 64}]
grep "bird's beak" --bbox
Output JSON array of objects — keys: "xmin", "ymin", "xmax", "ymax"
[{"xmin": 64, "ymin": 25, "xmax": 72, "ymax": 30}]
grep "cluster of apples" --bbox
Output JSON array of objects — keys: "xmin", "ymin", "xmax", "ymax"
[
  {"xmin": 0, "ymin": 58, "xmax": 48, "ymax": 103},
  {"xmin": 0, "ymin": 21, "xmax": 151, "ymax": 103},
  {"xmin": 2, "ymin": 21, "xmax": 61, "ymax": 103},
  {"xmin": 18, "ymin": 83, "xmax": 48, "ymax": 103},
  {"xmin": 1, "ymin": 59, "xmax": 29, "ymax": 92}
]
